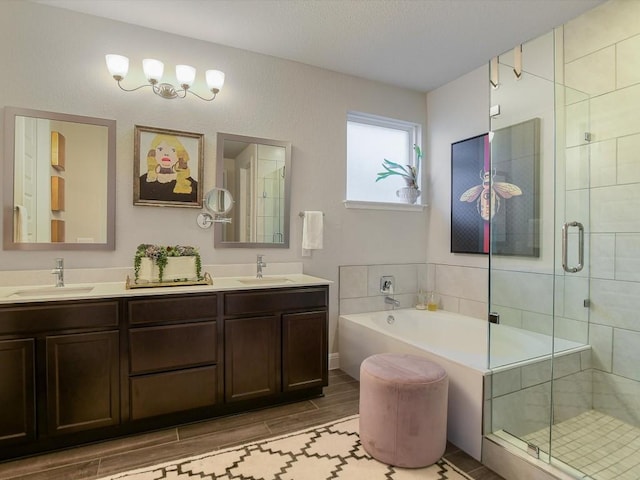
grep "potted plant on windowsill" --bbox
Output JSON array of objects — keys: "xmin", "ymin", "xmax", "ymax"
[
  {"xmin": 133, "ymin": 244, "xmax": 203, "ymax": 284},
  {"xmin": 375, "ymin": 144, "xmax": 423, "ymax": 204}
]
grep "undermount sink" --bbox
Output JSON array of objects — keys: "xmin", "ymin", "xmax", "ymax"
[
  {"xmin": 9, "ymin": 286, "xmax": 95, "ymax": 297},
  {"xmin": 238, "ymin": 277, "xmax": 294, "ymax": 285}
]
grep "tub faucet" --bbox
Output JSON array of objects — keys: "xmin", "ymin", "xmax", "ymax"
[
  {"xmin": 256, "ymin": 254, "xmax": 267, "ymax": 278},
  {"xmin": 384, "ymin": 296, "xmax": 400, "ymax": 308},
  {"xmin": 51, "ymin": 258, "xmax": 64, "ymax": 287}
]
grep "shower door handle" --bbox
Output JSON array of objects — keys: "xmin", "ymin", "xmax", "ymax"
[{"xmin": 562, "ymin": 221, "xmax": 584, "ymax": 273}]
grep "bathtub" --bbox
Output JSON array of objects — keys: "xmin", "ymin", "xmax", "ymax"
[{"xmin": 338, "ymin": 308, "xmax": 588, "ymax": 461}]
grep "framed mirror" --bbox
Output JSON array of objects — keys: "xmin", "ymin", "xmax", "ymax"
[
  {"xmin": 214, "ymin": 132, "xmax": 291, "ymax": 248},
  {"xmin": 3, "ymin": 107, "xmax": 116, "ymax": 250}
]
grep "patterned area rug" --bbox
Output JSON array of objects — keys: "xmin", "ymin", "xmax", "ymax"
[{"xmin": 98, "ymin": 415, "xmax": 471, "ymax": 480}]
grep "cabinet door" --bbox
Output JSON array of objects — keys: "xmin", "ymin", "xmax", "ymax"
[
  {"xmin": 0, "ymin": 339, "xmax": 35, "ymax": 446},
  {"xmin": 46, "ymin": 331, "xmax": 119, "ymax": 436},
  {"xmin": 282, "ymin": 311, "xmax": 328, "ymax": 391},
  {"xmin": 225, "ymin": 316, "xmax": 280, "ymax": 402}
]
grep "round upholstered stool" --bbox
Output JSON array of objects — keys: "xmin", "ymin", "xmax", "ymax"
[{"xmin": 359, "ymin": 353, "xmax": 448, "ymax": 468}]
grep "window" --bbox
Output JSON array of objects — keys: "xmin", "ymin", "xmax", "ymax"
[{"xmin": 346, "ymin": 111, "xmax": 422, "ymax": 209}]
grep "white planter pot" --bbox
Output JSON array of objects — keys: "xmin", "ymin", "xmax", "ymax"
[
  {"xmin": 137, "ymin": 256, "xmax": 198, "ymax": 283},
  {"xmin": 396, "ymin": 186, "xmax": 421, "ymax": 204}
]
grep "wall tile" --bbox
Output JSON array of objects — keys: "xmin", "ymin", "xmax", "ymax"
[
  {"xmin": 565, "ymin": 144, "xmax": 590, "ymax": 190},
  {"xmin": 593, "ymin": 370, "xmax": 640, "ymax": 426},
  {"xmin": 590, "ymin": 233, "xmax": 615, "ymax": 279},
  {"xmin": 522, "ymin": 311, "xmax": 553, "ymax": 336},
  {"xmin": 435, "ymin": 264, "xmax": 487, "ymax": 302},
  {"xmin": 565, "ymin": 46, "xmax": 615, "ymax": 97},
  {"xmin": 438, "ymin": 294, "xmax": 460, "ymax": 313},
  {"xmin": 565, "ymin": 100, "xmax": 590, "ymax": 148},
  {"xmin": 590, "ymin": 138, "xmax": 617, "ymax": 188},
  {"xmin": 552, "ymin": 370, "xmax": 593, "ymax": 423},
  {"xmin": 615, "ymin": 234, "xmax": 640, "ymax": 281},
  {"xmin": 590, "ymin": 278, "xmax": 640, "ymax": 331},
  {"xmin": 522, "ymin": 359, "xmax": 552, "ymax": 388},
  {"xmin": 618, "ymin": 133, "xmax": 640, "ymax": 184},
  {"xmin": 339, "ymin": 265, "xmax": 368, "ymax": 299},
  {"xmin": 617, "ymin": 33, "xmax": 640, "ymax": 89},
  {"xmin": 490, "ymin": 270, "xmax": 554, "ymax": 315},
  {"xmin": 553, "ymin": 352, "xmax": 582, "ymax": 379},
  {"xmin": 565, "ymin": 189, "xmax": 590, "ymax": 232},
  {"xmin": 563, "ymin": 275, "xmax": 589, "ymax": 321},
  {"xmin": 589, "ymin": 323, "xmax": 613, "ymax": 372},
  {"xmin": 492, "ymin": 368, "xmax": 522, "ymax": 397},
  {"xmin": 459, "ymin": 298, "xmax": 487, "ymax": 320},
  {"xmin": 591, "ymin": 184, "xmax": 640, "ymax": 233},
  {"xmin": 564, "ymin": 0, "xmax": 640, "ymax": 63},
  {"xmin": 554, "ymin": 316, "xmax": 588, "ymax": 344},
  {"xmin": 590, "ymin": 83, "xmax": 640, "ymax": 142},
  {"xmin": 366, "ymin": 264, "xmax": 418, "ymax": 296},
  {"xmin": 612, "ymin": 328, "xmax": 640, "ymax": 381},
  {"xmin": 491, "ymin": 383, "xmax": 552, "ymax": 437},
  {"xmin": 492, "ymin": 305, "xmax": 523, "ymax": 328}
]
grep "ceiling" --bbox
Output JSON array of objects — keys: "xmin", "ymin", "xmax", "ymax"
[{"xmin": 35, "ymin": 0, "xmax": 603, "ymax": 92}]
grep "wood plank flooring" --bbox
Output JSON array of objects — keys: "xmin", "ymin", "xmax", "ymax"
[{"xmin": 0, "ymin": 370, "xmax": 502, "ymax": 479}]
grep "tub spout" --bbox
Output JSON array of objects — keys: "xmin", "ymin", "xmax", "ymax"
[{"xmin": 384, "ymin": 296, "xmax": 400, "ymax": 308}]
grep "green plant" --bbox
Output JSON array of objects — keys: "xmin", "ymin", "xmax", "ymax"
[
  {"xmin": 375, "ymin": 144, "xmax": 423, "ymax": 189},
  {"xmin": 134, "ymin": 244, "xmax": 202, "ymax": 283}
]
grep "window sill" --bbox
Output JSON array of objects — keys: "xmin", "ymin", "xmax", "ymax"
[{"xmin": 343, "ymin": 200, "xmax": 427, "ymax": 212}]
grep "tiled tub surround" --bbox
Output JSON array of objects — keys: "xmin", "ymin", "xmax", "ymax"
[
  {"xmin": 339, "ymin": 263, "xmax": 488, "ymax": 320},
  {"xmin": 338, "ymin": 307, "xmax": 587, "ymax": 462}
]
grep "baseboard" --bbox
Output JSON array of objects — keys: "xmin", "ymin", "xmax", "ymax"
[{"xmin": 328, "ymin": 352, "xmax": 340, "ymax": 370}]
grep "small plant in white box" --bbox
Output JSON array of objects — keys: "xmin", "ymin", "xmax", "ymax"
[{"xmin": 134, "ymin": 244, "xmax": 202, "ymax": 284}]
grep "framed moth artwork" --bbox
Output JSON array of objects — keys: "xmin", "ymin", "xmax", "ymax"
[
  {"xmin": 134, "ymin": 125, "xmax": 204, "ymax": 208},
  {"xmin": 451, "ymin": 118, "xmax": 540, "ymax": 257}
]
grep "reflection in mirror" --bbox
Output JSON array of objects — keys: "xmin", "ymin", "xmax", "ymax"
[
  {"xmin": 204, "ymin": 187, "xmax": 234, "ymax": 215},
  {"xmin": 3, "ymin": 107, "xmax": 116, "ymax": 250},
  {"xmin": 215, "ymin": 132, "xmax": 291, "ymax": 249},
  {"xmin": 197, "ymin": 187, "xmax": 234, "ymax": 229}
]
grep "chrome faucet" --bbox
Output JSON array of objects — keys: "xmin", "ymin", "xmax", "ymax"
[
  {"xmin": 51, "ymin": 258, "xmax": 64, "ymax": 287},
  {"xmin": 256, "ymin": 254, "xmax": 267, "ymax": 278},
  {"xmin": 384, "ymin": 296, "xmax": 400, "ymax": 308}
]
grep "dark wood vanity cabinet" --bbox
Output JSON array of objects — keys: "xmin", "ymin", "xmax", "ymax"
[
  {"xmin": 0, "ymin": 300, "xmax": 120, "ymax": 452},
  {"xmin": 0, "ymin": 283, "xmax": 329, "ymax": 459},
  {"xmin": 126, "ymin": 294, "xmax": 220, "ymax": 421},
  {"xmin": 223, "ymin": 287, "xmax": 329, "ymax": 403},
  {"xmin": 0, "ymin": 338, "xmax": 35, "ymax": 447}
]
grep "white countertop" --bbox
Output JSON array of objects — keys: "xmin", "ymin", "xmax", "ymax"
[{"xmin": 0, "ymin": 274, "xmax": 332, "ymax": 305}]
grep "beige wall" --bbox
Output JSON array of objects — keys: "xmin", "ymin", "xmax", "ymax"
[{"xmin": 0, "ymin": 1, "xmax": 428, "ymax": 354}]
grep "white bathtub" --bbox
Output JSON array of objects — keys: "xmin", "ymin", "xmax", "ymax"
[{"xmin": 338, "ymin": 308, "xmax": 588, "ymax": 461}]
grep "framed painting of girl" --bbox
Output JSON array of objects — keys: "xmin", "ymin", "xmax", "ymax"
[{"xmin": 133, "ymin": 125, "xmax": 204, "ymax": 207}]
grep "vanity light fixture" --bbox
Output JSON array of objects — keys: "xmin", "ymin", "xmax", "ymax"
[{"xmin": 105, "ymin": 54, "xmax": 225, "ymax": 101}]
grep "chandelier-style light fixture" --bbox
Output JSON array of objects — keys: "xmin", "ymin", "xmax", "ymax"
[{"xmin": 105, "ymin": 54, "xmax": 225, "ymax": 101}]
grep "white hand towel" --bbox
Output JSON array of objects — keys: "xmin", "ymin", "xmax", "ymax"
[{"xmin": 302, "ymin": 211, "xmax": 323, "ymax": 256}]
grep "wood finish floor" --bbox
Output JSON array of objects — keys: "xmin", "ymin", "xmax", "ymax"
[{"xmin": 0, "ymin": 370, "xmax": 503, "ymax": 480}]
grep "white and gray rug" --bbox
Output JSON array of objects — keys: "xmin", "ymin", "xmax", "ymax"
[{"xmin": 98, "ymin": 415, "xmax": 471, "ymax": 480}]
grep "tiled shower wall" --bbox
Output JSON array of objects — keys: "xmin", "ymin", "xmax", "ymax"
[
  {"xmin": 563, "ymin": 0, "xmax": 640, "ymax": 427},
  {"xmin": 338, "ymin": 262, "xmax": 487, "ymax": 320}
]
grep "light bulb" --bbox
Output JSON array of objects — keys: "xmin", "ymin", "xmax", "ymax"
[
  {"xmin": 205, "ymin": 70, "xmax": 225, "ymax": 93},
  {"xmin": 105, "ymin": 54, "xmax": 129, "ymax": 80},
  {"xmin": 176, "ymin": 64, "xmax": 196, "ymax": 88},
  {"xmin": 142, "ymin": 58, "xmax": 164, "ymax": 83}
]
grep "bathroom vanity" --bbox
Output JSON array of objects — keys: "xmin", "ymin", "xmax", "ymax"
[{"xmin": 0, "ymin": 275, "xmax": 329, "ymax": 460}]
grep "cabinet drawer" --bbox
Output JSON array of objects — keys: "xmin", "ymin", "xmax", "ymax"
[
  {"xmin": 130, "ymin": 366, "xmax": 217, "ymax": 420},
  {"xmin": 128, "ymin": 294, "xmax": 217, "ymax": 325},
  {"xmin": 224, "ymin": 288, "xmax": 327, "ymax": 316},
  {"xmin": 129, "ymin": 321, "xmax": 217, "ymax": 374},
  {"xmin": 0, "ymin": 301, "xmax": 119, "ymax": 335}
]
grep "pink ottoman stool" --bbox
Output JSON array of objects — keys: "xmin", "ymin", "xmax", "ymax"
[{"xmin": 359, "ymin": 353, "xmax": 448, "ymax": 468}]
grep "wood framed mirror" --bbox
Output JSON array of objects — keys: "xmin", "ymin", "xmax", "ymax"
[
  {"xmin": 214, "ymin": 132, "xmax": 291, "ymax": 249},
  {"xmin": 3, "ymin": 107, "xmax": 116, "ymax": 250}
]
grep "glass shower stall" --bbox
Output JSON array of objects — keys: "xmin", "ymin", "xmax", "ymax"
[{"xmin": 486, "ymin": 2, "xmax": 640, "ymax": 478}]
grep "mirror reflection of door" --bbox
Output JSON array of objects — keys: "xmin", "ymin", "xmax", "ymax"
[
  {"xmin": 222, "ymin": 141, "xmax": 286, "ymax": 244},
  {"xmin": 12, "ymin": 116, "xmax": 109, "ymax": 244}
]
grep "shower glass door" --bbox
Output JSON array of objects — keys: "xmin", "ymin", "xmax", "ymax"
[
  {"xmin": 487, "ymin": 29, "xmax": 558, "ymax": 462},
  {"xmin": 490, "ymin": 2, "xmax": 640, "ymax": 477}
]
